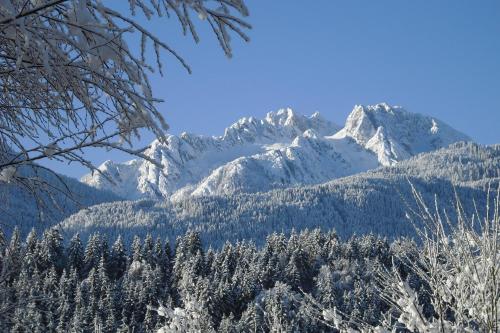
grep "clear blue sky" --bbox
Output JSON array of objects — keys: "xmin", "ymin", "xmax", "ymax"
[{"xmin": 47, "ymin": 0, "xmax": 500, "ymax": 178}]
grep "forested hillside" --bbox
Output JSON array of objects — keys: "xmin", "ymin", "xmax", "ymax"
[
  {"xmin": 59, "ymin": 142, "xmax": 500, "ymax": 247},
  {"xmin": 0, "ymin": 165, "xmax": 120, "ymax": 237}
]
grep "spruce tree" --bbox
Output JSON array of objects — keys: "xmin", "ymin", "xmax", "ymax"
[
  {"xmin": 131, "ymin": 235, "xmax": 142, "ymax": 263},
  {"xmin": 56, "ymin": 271, "xmax": 72, "ymax": 333},
  {"xmin": 23, "ymin": 229, "xmax": 40, "ymax": 275},
  {"xmin": 67, "ymin": 233, "xmax": 85, "ymax": 274},
  {"xmin": 40, "ymin": 229, "xmax": 65, "ymax": 272},
  {"xmin": 142, "ymin": 233, "xmax": 154, "ymax": 266},
  {"xmin": 109, "ymin": 235, "xmax": 127, "ymax": 281},
  {"xmin": 42, "ymin": 266, "xmax": 59, "ymax": 331},
  {"xmin": 6, "ymin": 227, "xmax": 22, "ymax": 277}
]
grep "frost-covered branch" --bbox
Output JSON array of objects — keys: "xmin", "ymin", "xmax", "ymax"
[
  {"xmin": 0, "ymin": 0, "xmax": 251, "ymax": 181},
  {"xmin": 322, "ymin": 183, "xmax": 500, "ymax": 332},
  {"xmin": 0, "ymin": 0, "xmax": 250, "ymax": 226}
]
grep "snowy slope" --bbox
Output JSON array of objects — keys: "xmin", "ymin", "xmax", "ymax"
[
  {"xmin": 61, "ymin": 143, "xmax": 500, "ymax": 247},
  {"xmin": 82, "ymin": 103, "xmax": 470, "ymax": 200},
  {"xmin": 0, "ymin": 164, "xmax": 120, "ymax": 237}
]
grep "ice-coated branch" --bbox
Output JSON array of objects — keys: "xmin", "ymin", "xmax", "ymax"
[{"xmin": 0, "ymin": 0, "xmax": 250, "ymax": 203}]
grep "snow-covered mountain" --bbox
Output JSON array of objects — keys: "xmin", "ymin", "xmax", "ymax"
[
  {"xmin": 333, "ymin": 103, "xmax": 470, "ymax": 165},
  {"xmin": 61, "ymin": 143, "xmax": 500, "ymax": 247},
  {"xmin": 82, "ymin": 103, "xmax": 471, "ymax": 200}
]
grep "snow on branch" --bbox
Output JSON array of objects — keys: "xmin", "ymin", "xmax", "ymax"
[{"xmin": 0, "ymin": 0, "xmax": 251, "ymax": 176}]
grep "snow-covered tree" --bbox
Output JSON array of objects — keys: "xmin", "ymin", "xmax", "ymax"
[
  {"xmin": 0, "ymin": 0, "xmax": 250, "ymax": 206},
  {"xmin": 108, "ymin": 235, "xmax": 127, "ymax": 280},
  {"xmin": 67, "ymin": 233, "xmax": 84, "ymax": 274},
  {"xmin": 154, "ymin": 299, "xmax": 215, "ymax": 333},
  {"xmin": 373, "ymin": 186, "xmax": 500, "ymax": 332},
  {"xmin": 4, "ymin": 215, "xmax": 499, "ymax": 331},
  {"xmin": 318, "ymin": 185, "xmax": 500, "ymax": 332}
]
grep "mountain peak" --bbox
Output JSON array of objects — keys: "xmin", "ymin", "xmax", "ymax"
[
  {"xmin": 335, "ymin": 103, "xmax": 470, "ymax": 165},
  {"xmin": 343, "ymin": 103, "xmax": 405, "ymax": 138},
  {"xmin": 221, "ymin": 108, "xmax": 340, "ymax": 142},
  {"xmin": 264, "ymin": 107, "xmax": 299, "ymax": 127},
  {"xmin": 82, "ymin": 104, "xmax": 472, "ymax": 199},
  {"xmin": 311, "ymin": 111, "xmax": 321, "ymax": 118}
]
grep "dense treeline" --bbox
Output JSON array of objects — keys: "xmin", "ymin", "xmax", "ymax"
[
  {"xmin": 0, "ymin": 228, "xmax": 422, "ymax": 332},
  {"xmin": 59, "ymin": 176, "xmax": 495, "ymax": 249}
]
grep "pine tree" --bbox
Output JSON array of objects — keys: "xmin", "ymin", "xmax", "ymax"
[
  {"xmin": 23, "ymin": 229, "xmax": 40, "ymax": 275},
  {"xmin": 142, "ymin": 234, "xmax": 154, "ymax": 266},
  {"xmin": 100, "ymin": 284, "xmax": 118, "ymax": 333},
  {"xmin": 5, "ymin": 227, "xmax": 22, "ymax": 278},
  {"xmin": 0, "ymin": 227, "xmax": 5, "ymax": 252},
  {"xmin": 144, "ymin": 304, "xmax": 158, "ymax": 332},
  {"xmin": 72, "ymin": 281, "xmax": 92, "ymax": 332},
  {"xmin": 237, "ymin": 303, "xmax": 264, "ymax": 332},
  {"xmin": 84, "ymin": 233, "xmax": 105, "ymax": 275},
  {"xmin": 119, "ymin": 275, "xmax": 134, "ymax": 331},
  {"xmin": 164, "ymin": 240, "xmax": 173, "ymax": 266},
  {"xmin": 40, "ymin": 229, "xmax": 65, "ymax": 272},
  {"xmin": 42, "ymin": 266, "xmax": 60, "ymax": 331},
  {"xmin": 14, "ymin": 268, "xmax": 46, "ymax": 333},
  {"xmin": 23, "ymin": 295, "xmax": 46, "ymax": 333},
  {"xmin": 218, "ymin": 313, "xmax": 237, "ymax": 333},
  {"xmin": 315, "ymin": 265, "xmax": 337, "ymax": 308},
  {"xmin": 284, "ymin": 252, "xmax": 302, "ymax": 290},
  {"xmin": 131, "ymin": 235, "xmax": 142, "ymax": 263},
  {"xmin": 56, "ymin": 270, "xmax": 75, "ymax": 333},
  {"xmin": 140, "ymin": 264, "xmax": 157, "ymax": 309},
  {"xmin": 154, "ymin": 237, "xmax": 165, "ymax": 268},
  {"xmin": 11, "ymin": 271, "xmax": 34, "ymax": 331},
  {"xmin": 262, "ymin": 282, "xmax": 299, "ymax": 332},
  {"xmin": 67, "ymin": 233, "xmax": 85, "ymax": 274},
  {"xmin": 109, "ymin": 235, "xmax": 127, "ymax": 281}
]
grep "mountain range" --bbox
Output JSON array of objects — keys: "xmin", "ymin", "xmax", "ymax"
[{"xmin": 81, "ymin": 103, "xmax": 470, "ymax": 200}]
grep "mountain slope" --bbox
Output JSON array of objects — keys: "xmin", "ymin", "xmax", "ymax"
[
  {"xmin": 0, "ymin": 165, "xmax": 120, "ymax": 236},
  {"xmin": 334, "ymin": 103, "xmax": 471, "ymax": 165},
  {"xmin": 60, "ymin": 142, "xmax": 499, "ymax": 247},
  {"xmin": 82, "ymin": 103, "xmax": 470, "ymax": 200}
]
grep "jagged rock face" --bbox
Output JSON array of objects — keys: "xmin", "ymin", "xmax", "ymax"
[
  {"xmin": 334, "ymin": 103, "xmax": 470, "ymax": 165},
  {"xmin": 81, "ymin": 103, "xmax": 471, "ymax": 200}
]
